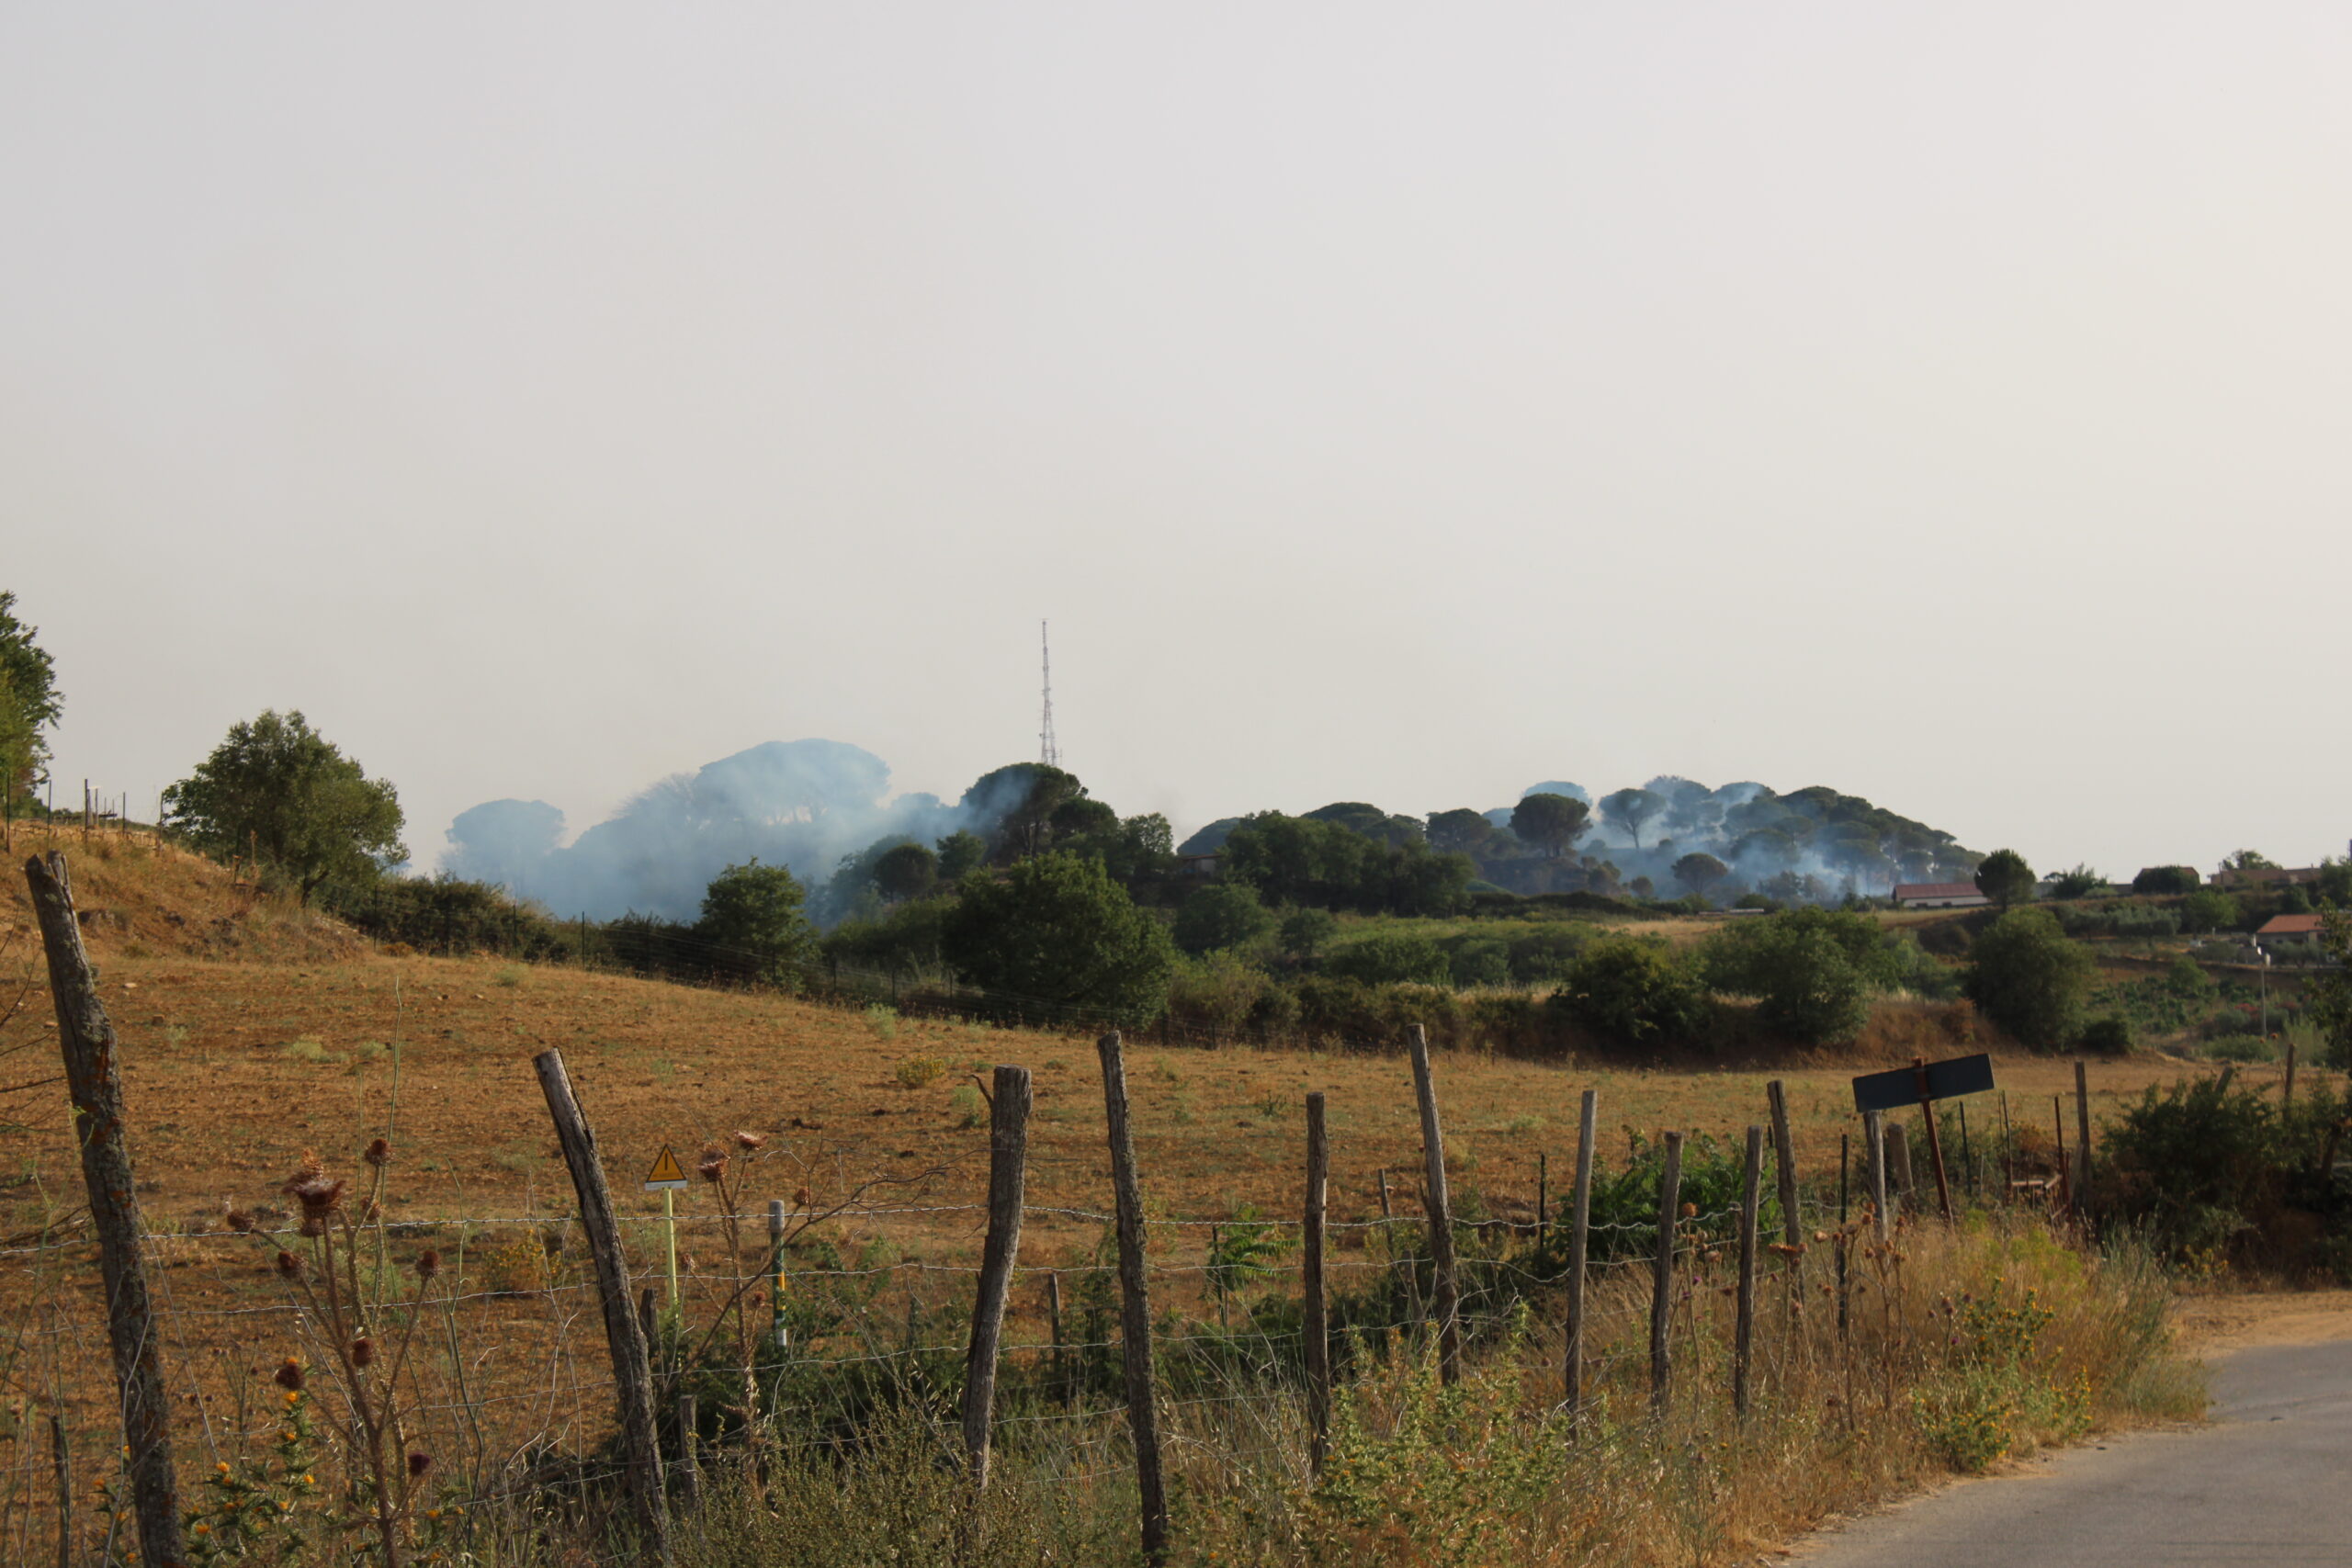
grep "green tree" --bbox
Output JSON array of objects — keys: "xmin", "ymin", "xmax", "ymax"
[
  {"xmin": 2132, "ymin": 865, "xmax": 2200, "ymax": 896},
  {"xmin": 1701, "ymin": 910, "xmax": 1877, "ymax": 1045},
  {"xmin": 935, "ymin": 830, "xmax": 989, "ymax": 882},
  {"xmin": 1425, "ymin": 807, "xmax": 1494, "ymax": 857},
  {"xmin": 873, "ymin": 841, "xmax": 939, "ymax": 903},
  {"xmin": 2046, "ymin": 864, "xmax": 2105, "ymax": 899},
  {"xmin": 2310, "ymin": 907, "xmax": 2352, "ymax": 1067},
  {"xmin": 696, "ymin": 858, "xmax": 819, "ymax": 985},
  {"xmin": 0, "ymin": 592, "xmax": 61, "ymax": 803},
  {"xmin": 164, "ymin": 710, "xmax": 404, "ymax": 902},
  {"xmin": 1973, "ymin": 848, "xmax": 2035, "ymax": 910},
  {"xmin": 1599, "ymin": 787, "xmax": 1665, "ymax": 850},
  {"xmin": 2222, "ymin": 849, "xmax": 2278, "ymax": 872},
  {"xmin": 1510, "ymin": 793, "xmax": 1590, "ymax": 859},
  {"xmin": 1172, "ymin": 882, "xmax": 1276, "ymax": 955},
  {"xmin": 941, "ymin": 852, "xmax": 1176, "ymax": 1025},
  {"xmin": 1320, "ymin": 931, "xmax": 1452, "ymax": 987},
  {"xmin": 1964, "ymin": 908, "xmax": 2095, "ymax": 1050},
  {"xmin": 1550, "ymin": 937, "xmax": 1707, "ymax": 1044},
  {"xmin": 1277, "ymin": 907, "xmax": 1339, "ymax": 962},
  {"xmin": 1671, "ymin": 852, "xmax": 1729, "ymax": 901},
  {"xmin": 2181, "ymin": 888, "xmax": 2242, "ymax": 934}
]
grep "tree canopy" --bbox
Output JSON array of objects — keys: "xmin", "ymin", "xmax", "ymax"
[
  {"xmin": 0, "ymin": 592, "xmax": 60, "ymax": 800},
  {"xmin": 696, "ymin": 858, "xmax": 819, "ymax": 985},
  {"xmin": 164, "ymin": 710, "xmax": 405, "ymax": 902},
  {"xmin": 1510, "ymin": 793, "xmax": 1591, "ymax": 860},
  {"xmin": 1973, "ymin": 848, "xmax": 2035, "ymax": 910},
  {"xmin": 941, "ymin": 852, "xmax": 1175, "ymax": 1025},
  {"xmin": 1965, "ymin": 908, "xmax": 2095, "ymax": 1050},
  {"xmin": 1599, "ymin": 787, "xmax": 1665, "ymax": 850}
]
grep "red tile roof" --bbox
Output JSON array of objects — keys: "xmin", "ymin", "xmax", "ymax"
[{"xmin": 2257, "ymin": 914, "xmax": 2326, "ymax": 937}]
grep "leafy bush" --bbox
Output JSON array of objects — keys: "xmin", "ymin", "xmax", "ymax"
[
  {"xmin": 1447, "ymin": 938, "xmax": 1512, "ymax": 988},
  {"xmin": 2181, "ymin": 888, "xmax": 2242, "ymax": 934},
  {"xmin": 2205, "ymin": 1033, "xmax": 2276, "ymax": 1064},
  {"xmin": 941, "ymin": 852, "xmax": 1176, "ymax": 1026},
  {"xmin": 1166, "ymin": 951, "xmax": 1301, "ymax": 1043},
  {"xmin": 820, "ymin": 896, "xmax": 950, "ymax": 976},
  {"xmin": 2078, "ymin": 1016, "xmax": 2132, "ymax": 1055},
  {"xmin": 1699, "ymin": 908, "xmax": 1889, "ymax": 1044},
  {"xmin": 1322, "ymin": 931, "xmax": 1453, "ymax": 987},
  {"xmin": 1964, "ymin": 908, "xmax": 2095, "ymax": 1051},
  {"xmin": 1172, "ymin": 881, "xmax": 1277, "ymax": 955},
  {"xmin": 1505, "ymin": 927, "xmax": 1588, "ymax": 984},
  {"xmin": 1548, "ymin": 937, "xmax": 1708, "ymax": 1045},
  {"xmin": 2132, "ymin": 865, "xmax": 2200, "ymax": 895},
  {"xmin": 695, "ymin": 859, "xmax": 819, "ymax": 987}
]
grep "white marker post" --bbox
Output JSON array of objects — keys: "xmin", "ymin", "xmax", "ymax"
[{"xmin": 643, "ymin": 1145, "xmax": 689, "ymax": 1311}]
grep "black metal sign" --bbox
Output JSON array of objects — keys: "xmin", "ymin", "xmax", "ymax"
[{"xmin": 1850, "ymin": 1052, "xmax": 1996, "ymax": 1114}]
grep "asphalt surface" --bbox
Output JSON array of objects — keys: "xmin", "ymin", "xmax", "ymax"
[{"xmin": 1793, "ymin": 1337, "xmax": 2352, "ymax": 1565}]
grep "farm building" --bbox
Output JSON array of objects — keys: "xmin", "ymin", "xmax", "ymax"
[
  {"xmin": 1893, "ymin": 881, "xmax": 1989, "ymax": 909},
  {"xmin": 2256, "ymin": 913, "xmax": 2327, "ymax": 951},
  {"xmin": 2211, "ymin": 863, "xmax": 2323, "ymax": 890}
]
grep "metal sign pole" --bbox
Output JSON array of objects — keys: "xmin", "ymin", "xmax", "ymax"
[{"xmin": 1913, "ymin": 1058, "xmax": 1955, "ymax": 1224}]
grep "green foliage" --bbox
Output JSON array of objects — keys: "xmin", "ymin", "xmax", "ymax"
[
  {"xmin": 2132, "ymin": 865, "xmax": 2200, "ymax": 895},
  {"xmin": 1973, "ymin": 848, "xmax": 2035, "ymax": 910},
  {"xmin": 934, "ymin": 829, "xmax": 988, "ymax": 882},
  {"xmin": 2204, "ymin": 1033, "xmax": 2276, "ymax": 1064},
  {"xmin": 1166, "ymin": 951, "xmax": 1302, "ymax": 1043},
  {"xmin": 1510, "ymin": 793, "xmax": 1590, "ymax": 859},
  {"xmin": 1670, "ymin": 852, "xmax": 1728, "ymax": 899},
  {"xmin": 871, "ymin": 841, "xmax": 937, "ymax": 902},
  {"xmin": 1913, "ymin": 1283, "xmax": 2086, "ymax": 1472},
  {"xmin": 1598, "ymin": 786, "xmax": 1664, "ymax": 849},
  {"xmin": 2046, "ymin": 863, "xmax": 2105, "ymax": 899},
  {"xmin": 820, "ymin": 896, "xmax": 950, "ymax": 976},
  {"xmin": 1426, "ymin": 807, "xmax": 1495, "ymax": 856},
  {"xmin": 2181, "ymin": 888, "xmax": 2242, "ymax": 933},
  {"xmin": 2309, "ymin": 908, "xmax": 2352, "ymax": 1067},
  {"xmin": 1548, "ymin": 936, "xmax": 1707, "ymax": 1044},
  {"xmin": 2222, "ymin": 849, "xmax": 2279, "ymax": 871},
  {"xmin": 696, "ymin": 859, "xmax": 819, "ymax": 986},
  {"xmin": 1172, "ymin": 880, "xmax": 1277, "ymax": 956},
  {"xmin": 1964, "ymin": 908, "xmax": 2095, "ymax": 1050},
  {"xmin": 326, "ymin": 874, "xmax": 581, "ymax": 961},
  {"xmin": 2101, "ymin": 1078, "xmax": 2284, "ymax": 1258},
  {"xmin": 2079, "ymin": 1016, "xmax": 2132, "ymax": 1055},
  {"xmin": 2165, "ymin": 956, "xmax": 2217, "ymax": 999},
  {"xmin": 0, "ymin": 591, "xmax": 59, "ymax": 800},
  {"xmin": 1700, "ymin": 908, "xmax": 1880, "ymax": 1044},
  {"xmin": 1277, "ymin": 906, "xmax": 1340, "ymax": 961},
  {"xmin": 164, "ymin": 709, "xmax": 406, "ymax": 902},
  {"xmin": 1220, "ymin": 810, "xmax": 1474, "ymax": 917},
  {"xmin": 1322, "ymin": 931, "xmax": 1453, "ymax": 987},
  {"xmin": 940, "ymin": 852, "xmax": 1175, "ymax": 1025}
]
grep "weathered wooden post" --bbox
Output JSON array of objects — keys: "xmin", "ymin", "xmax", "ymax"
[
  {"xmin": 1766, "ymin": 1080, "xmax": 1801, "ymax": 1249},
  {"xmin": 2074, "ymin": 1061, "xmax": 2094, "ymax": 1218},
  {"xmin": 1864, "ymin": 1110, "xmax": 1890, "ymax": 1242},
  {"xmin": 1563, "ymin": 1089, "xmax": 1598, "ymax": 1427},
  {"xmin": 1097, "ymin": 1032, "xmax": 1169, "ymax": 1566},
  {"xmin": 675, "ymin": 1393, "xmax": 700, "ymax": 1512},
  {"xmin": 1912, "ymin": 1060, "xmax": 1956, "ymax": 1224},
  {"xmin": 1650, "ymin": 1130, "xmax": 1684, "ymax": 1417},
  {"xmin": 1046, "ymin": 1272, "xmax": 1068, "ymax": 1406},
  {"xmin": 1536, "ymin": 1150, "xmax": 1549, "ymax": 1245},
  {"xmin": 767, "ymin": 1198, "xmax": 788, "ymax": 1348},
  {"xmin": 534, "ymin": 1047, "xmax": 669, "ymax": 1558},
  {"xmin": 1735, "ymin": 1125, "xmax": 1762, "ymax": 1417},
  {"xmin": 1884, "ymin": 1122, "xmax": 1913, "ymax": 1209},
  {"xmin": 963, "ymin": 1065, "xmax": 1032, "ymax": 1489},
  {"xmin": 1836, "ymin": 1132, "xmax": 1850, "ymax": 1340},
  {"xmin": 25, "ymin": 852, "xmax": 184, "ymax": 1568},
  {"xmin": 1303, "ymin": 1092, "xmax": 1331, "ymax": 1474},
  {"xmin": 1406, "ymin": 1023, "xmax": 1464, "ymax": 1385}
]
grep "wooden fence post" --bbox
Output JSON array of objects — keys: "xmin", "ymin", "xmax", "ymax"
[
  {"xmin": 963, "ymin": 1065, "xmax": 1032, "ymax": 1489},
  {"xmin": 1836, "ymin": 1132, "xmax": 1850, "ymax": 1340},
  {"xmin": 1303, "ymin": 1092, "xmax": 1330, "ymax": 1474},
  {"xmin": 675, "ymin": 1393, "xmax": 699, "ymax": 1513},
  {"xmin": 1650, "ymin": 1130, "xmax": 1684, "ymax": 1417},
  {"xmin": 2052, "ymin": 1096, "xmax": 2070, "ymax": 1214},
  {"xmin": 1735, "ymin": 1126, "xmax": 1762, "ymax": 1417},
  {"xmin": 2074, "ymin": 1061, "xmax": 2093, "ymax": 1218},
  {"xmin": 767, "ymin": 1200, "xmax": 788, "ymax": 1348},
  {"xmin": 1563, "ymin": 1089, "xmax": 1597, "ymax": 1426},
  {"xmin": 1406, "ymin": 1023, "xmax": 1464, "ymax": 1385},
  {"xmin": 2285, "ymin": 1039, "xmax": 2298, "ymax": 1111},
  {"xmin": 1046, "ymin": 1272, "xmax": 1068, "ymax": 1405},
  {"xmin": 1864, "ymin": 1111, "xmax": 1890, "ymax": 1242},
  {"xmin": 533, "ymin": 1047, "xmax": 669, "ymax": 1558},
  {"xmin": 49, "ymin": 1413, "xmax": 70, "ymax": 1568},
  {"xmin": 1884, "ymin": 1122, "xmax": 1912, "ymax": 1209},
  {"xmin": 25, "ymin": 852, "xmax": 184, "ymax": 1568},
  {"xmin": 1537, "ymin": 1150, "xmax": 1549, "ymax": 1245},
  {"xmin": 1766, "ymin": 1080, "xmax": 1800, "ymax": 1249},
  {"xmin": 1097, "ymin": 1032, "xmax": 1169, "ymax": 1566}
]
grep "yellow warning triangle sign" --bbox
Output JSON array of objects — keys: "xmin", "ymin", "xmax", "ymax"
[{"xmin": 643, "ymin": 1145, "xmax": 689, "ymax": 1190}]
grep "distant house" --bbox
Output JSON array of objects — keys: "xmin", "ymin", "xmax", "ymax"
[
  {"xmin": 1175, "ymin": 852, "xmax": 1223, "ymax": 879},
  {"xmin": 1893, "ymin": 882, "xmax": 1989, "ymax": 909},
  {"xmin": 2211, "ymin": 864, "xmax": 2322, "ymax": 890},
  {"xmin": 2256, "ymin": 913, "xmax": 2326, "ymax": 950}
]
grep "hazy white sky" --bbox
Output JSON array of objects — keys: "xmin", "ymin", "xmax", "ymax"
[{"xmin": 5, "ymin": 4, "xmax": 2347, "ymax": 878}]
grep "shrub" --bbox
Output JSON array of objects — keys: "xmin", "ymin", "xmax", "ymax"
[
  {"xmin": 2132, "ymin": 865, "xmax": 2200, "ymax": 895},
  {"xmin": 2165, "ymin": 956, "xmax": 2217, "ymax": 999},
  {"xmin": 695, "ymin": 859, "xmax": 819, "ymax": 987},
  {"xmin": 1505, "ymin": 927, "xmax": 1587, "ymax": 984},
  {"xmin": 2078, "ymin": 1016, "xmax": 2132, "ymax": 1055},
  {"xmin": 1447, "ymin": 938, "xmax": 1511, "ymax": 988},
  {"xmin": 1964, "ymin": 908, "xmax": 2095, "ymax": 1051},
  {"xmin": 1548, "ymin": 937, "xmax": 1707, "ymax": 1045},
  {"xmin": 941, "ymin": 852, "xmax": 1176, "ymax": 1026},
  {"xmin": 1166, "ymin": 951, "xmax": 1300, "ymax": 1043},
  {"xmin": 2205, "ymin": 1033, "xmax": 2276, "ymax": 1064},
  {"xmin": 1277, "ymin": 907, "xmax": 1339, "ymax": 961},
  {"xmin": 893, "ymin": 1056, "xmax": 946, "ymax": 1089},
  {"xmin": 1699, "ymin": 908, "xmax": 1885, "ymax": 1045},
  {"xmin": 821, "ymin": 896, "xmax": 950, "ymax": 976},
  {"xmin": 2181, "ymin": 888, "xmax": 2242, "ymax": 934},
  {"xmin": 1322, "ymin": 931, "xmax": 1453, "ymax": 987},
  {"xmin": 1172, "ymin": 881, "xmax": 1277, "ymax": 955}
]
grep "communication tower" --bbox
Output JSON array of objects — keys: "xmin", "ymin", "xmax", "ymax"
[{"xmin": 1038, "ymin": 620, "xmax": 1060, "ymax": 769}]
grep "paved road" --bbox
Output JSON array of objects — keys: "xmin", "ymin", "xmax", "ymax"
[{"xmin": 1794, "ymin": 1338, "xmax": 2352, "ymax": 1565}]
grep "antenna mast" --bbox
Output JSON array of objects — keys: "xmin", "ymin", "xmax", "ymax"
[{"xmin": 1038, "ymin": 620, "xmax": 1060, "ymax": 769}]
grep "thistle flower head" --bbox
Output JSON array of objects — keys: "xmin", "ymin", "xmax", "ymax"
[
  {"xmin": 733, "ymin": 1130, "xmax": 767, "ymax": 1151},
  {"xmin": 364, "ymin": 1138, "xmax": 391, "ymax": 1168},
  {"xmin": 275, "ymin": 1251, "xmax": 302, "ymax": 1280},
  {"xmin": 223, "ymin": 1204, "xmax": 256, "ymax": 1235},
  {"xmin": 350, "ymin": 1337, "xmax": 375, "ymax": 1369},
  {"xmin": 696, "ymin": 1148, "xmax": 728, "ymax": 1184},
  {"xmin": 407, "ymin": 1451, "xmax": 432, "ymax": 1478},
  {"xmin": 272, "ymin": 1359, "xmax": 305, "ymax": 1392},
  {"xmin": 280, "ymin": 1153, "xmax": 346, "ymax": 1226},
  {"xmin": 415, "ymin": 1249, "xmax": 441, "ymax": 1281}
]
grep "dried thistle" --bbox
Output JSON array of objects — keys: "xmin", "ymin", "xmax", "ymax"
[
  {"xmin": 415, "ymin": 1248, "xmax": 441, "ymax": 1280},
  {"xmin": 281, "ymin": 1153, "xmax": 347, "ymax": 1230},
  {"xmin": 364, "ymin": 1137, "xmax": 391, "ymax": 1168},
  {"xmin": 696, "ymin": 1148, "xmax": 728, "ymax": 1184},
  {"xmin": 275, "ymin": 1251, "xmax": 303, "ymax": 1280},
  {"xmin": 406, "ymin": 1451, "xmax": 431, "ymax": 1478},
  {"xmin": 272, "ymin": 1359, "xmax": 305, "ymax": 1392},
  {"xmin": 223, "ymin": 1204, "xmax": 256, "ymax": 1235},
  {"xmin": 350, "ymin": 1337, "xmax": 375, "ymax": 1369},
  {"xmin": 732, "ymin": 1130, "xmax": 767, "ymax": 1151}
]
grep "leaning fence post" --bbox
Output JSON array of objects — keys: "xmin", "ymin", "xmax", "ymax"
[
  {"xmin": 1735, "ymin": 1125, "xmax": 1762, "ymax": 1418},
  {"xmin": 1766, "ymin": 1080, "xmax": 1801, "ymax": 1250},
  {"xmin": 2074, "ymin": 1061, "xmax": 2093, "ymax": 1219},
  {"xmin": 1303, "ymin": 1091, "xmax": 1331, "ymax": 1475},
  {"xmin": 963, "ymin": 1065, "xmax": 1032, "ymax": 1489},
  {"xmin": 1046, "ymin": 1272, "xmax": 1068, "ymax": 1405},
  {"xmin": 25, "ymin": 852, "xmax": 183, "ymax": 1568},
  {"xmin": 1563, "ymin": 1088, "xmax": 1597, "ymax": 1427},
  {"xmin": 767, "ymin": 1199, "xmax": 788, "ymax": 1348},
  {"xmin": 1406, "ymin": 1023, "xmax": 1464, "ymax": 1385},
  {"xmin": 1885, "ymin": 1121, "xmax": 1913, "ymax": 1209},
  {"xmin": 675, "ymin": 1392, "xmax": 700, "ymax": 1513},
  {"xmin": 534, "ymin": 1047, "xmax": 670, "ymax": 1558},
  {"xmin": 1650, "ymin": 1130, "xmax": 1684, "ymax": 1417},
  {"xmin": 1097, "ymin": 1032, "xmax": 1169, "ymax": 1566},
  {"xmin": 1864, "ymin": 1111, "xmax": 1890, "ymax": 1242}
]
